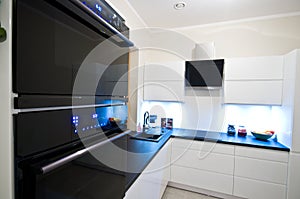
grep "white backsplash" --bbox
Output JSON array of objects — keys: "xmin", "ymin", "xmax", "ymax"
[{"xmin": 139, "ymin": 99, "xmax": 276, "ymax": 134}]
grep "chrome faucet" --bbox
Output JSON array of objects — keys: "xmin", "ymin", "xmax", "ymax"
[{"xmin": 143, "ymin": 111, "xmax": 150, "ymax": 129}]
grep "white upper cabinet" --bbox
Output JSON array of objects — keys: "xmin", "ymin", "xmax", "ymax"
[
  {"xmin": 144, "ymin": 62, "xmax": 184, "ymax": 81},
  {"xmin": 224, "ymin": 56, "xmax": 284, "ymax": 105},
  {"xmin": 224, "ymin": 56, "xmax": 283, "ymax": 80},
  {"xmin": 143, "ymin": 61, "xmax": 185, "ymax": 102}
]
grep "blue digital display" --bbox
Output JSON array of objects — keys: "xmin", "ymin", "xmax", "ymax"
[{"xmin": 95, "ymin": 4, "xmax": 102, "ymax": 12}]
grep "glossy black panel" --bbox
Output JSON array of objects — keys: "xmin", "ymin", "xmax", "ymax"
[
  {"xmin": 13, "ymin": 0, "xmax": 129, "ymax": 97},
  {"xmin": 185, "ymin": 59, "xmax": 224, "ymax": 87},
  {"xmin": 15, "ymin": 105, "xmax": 127, "ymax": 157},
  {"xmin": 18, "ymin": 138, "xmax": 127, "ymax": 199}
]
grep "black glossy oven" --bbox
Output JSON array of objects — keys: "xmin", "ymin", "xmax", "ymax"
[
  {"xmin": 13, "ymin": 0, "xmax": 133, "ymax": 198},
  {"xmin": 13, "ymin": 0, "xmax": 133, "ymax": 105},
  {"xmin": 14, "ymin": 103, "xmax": 130, "ymax": 199}
]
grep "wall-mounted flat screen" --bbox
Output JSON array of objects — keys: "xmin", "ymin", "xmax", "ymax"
[{"xmin": 185, "ymin": 59, "xmax": 224, "ymax": 88}]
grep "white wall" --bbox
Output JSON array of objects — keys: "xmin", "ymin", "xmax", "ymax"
[
  {"xmin": 136, "ymin": 15, "xmax": 300, "ymax": 140},
  {"xmin": 175, "ymin": 15, "xmax": 300, "ymax": 58},
  {"xmin": 0, "ymin": 0, "xmax": 13, "ymax": 199}
]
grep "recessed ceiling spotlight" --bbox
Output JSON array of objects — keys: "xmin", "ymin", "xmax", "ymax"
[{"xmin": 174, "ymin": 2, "xmax": 186, "ymax": 10}]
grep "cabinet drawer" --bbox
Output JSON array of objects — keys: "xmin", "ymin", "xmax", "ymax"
[
  {"xmin": 172, "ymin": 148, "xmax": 234, "ymax": 175},
  {"xmin": 235, "ymin": 156, "xmax": 288, "ymax": 184},
  {"xmin": 172, "ymin": 138, "xmax": 234, "ymax": 155},
  {"xmin": 235, "ymin": 146, "xmax": 289, "ymax": 163},
  {"xmin": 234, "ymin": 177, "xmax": 286, "ymax": 199},
  {"xmin": 171, "ymin": 165, "xmax": 233, "ymax": 195},
  {"xmin": 225, "ymin": 56, "xmax": 283, "ymax": 80}
]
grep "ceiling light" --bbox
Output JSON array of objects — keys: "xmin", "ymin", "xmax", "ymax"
[{"xmin": 174, "ymin": 2, "xmax": 186, "ymax": 10}]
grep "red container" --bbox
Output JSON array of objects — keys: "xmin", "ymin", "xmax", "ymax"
[{"xmin": 238, "ymin": 126, "xmax": 247, "ymax": 137}]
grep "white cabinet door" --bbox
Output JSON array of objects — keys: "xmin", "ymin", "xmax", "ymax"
[
  {"xmin": 224, "ymin": 80, "xmax": 283, "ymax": 105},
  {"xmin": 225, "ymin": 56, "xmax": 283, "ymax": 80},
  {"xmin": 171, "ymin": 165, "xmax": 233, "ymax": 195},
  {"xmin": 170, "ymin": 139, "xmax": 234, "ymax": 195},
  {"xmin": 233, "ymin": 146, "xmax": 288, "ymax": 199},
  {"xmin": 143, "ymin": 62, "xmax": 185, "ymax": 102},
  {"xmin": 144, "ymin": 62, "xmax": 185, "ymax": 81},
  {"xmin": 224, "ymin": 56, "xmax": 283, "ymax": 105},
  {"xmin": 171, "ymin": 138, "xmax": 235, "ymax": 155},
  {"xmin": 235, "ymin": 156, "xmax": 288, "ymax": 184},
  {"xmin": 143, "ymin": 81, "xmax": 184, "ymax": 102},
  {"xmin": 171, "ymin": 148, "xmax": 234, "ymax": 175},
  {"xmin": 235, "ymin": 146, "xmax": 289, "ymax": 163},
  {"xmin": 124, "ymin": 142, "xmax": 171, "ymax": 199},
  {"xmin": 234, "ymin": 177, "xmax": 286, "ymax": 199}
]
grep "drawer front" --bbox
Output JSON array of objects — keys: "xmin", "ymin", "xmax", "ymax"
[
  {"xmin": 172, "ymin": 138, "xmax": 234, "ymax": 155},
  {"xmin": 172, "ymin": 148, "xmax": 234, "ymax": 175},
  {"xmin": 235, "ymin": 156, "xmax": 288, "ymax": 184},
  {"xmin": 234, "ymin": 177, "xmax": 286, "ymax": 199},
  {"xmin": 235, "ymin": 146, "xmax": 289, "ymax": 163},
  {"xmin": 171, "ymin": 165, "xmax": 233, "ymax": 195}
]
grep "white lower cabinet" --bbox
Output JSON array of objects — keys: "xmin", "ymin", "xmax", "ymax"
[
  {"xmin": 124, "ymin": 142, "xmax": 171, "ymax": 199},
  {"xmin": 125, "ymin": 138, "xmax": 289, "ymax": 199},
  {"xmin": 234, "ymin": 177, "xmax": 287, "ymax": 199},
  {"xmin": 170, "ymin": 138, "xmax": 235, "ymax": 195},
  {"xmin": 171, "ymin": 165, "xmax": 234, "ymax": 195},
  {"xmin": 233, "ymin": 146, "xmax": 289, "ymax": 199}
]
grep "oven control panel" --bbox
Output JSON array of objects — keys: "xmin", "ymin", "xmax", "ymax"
[{"xmin": 79, "ymin": 0, "xmax": 128, "ymax": 32}]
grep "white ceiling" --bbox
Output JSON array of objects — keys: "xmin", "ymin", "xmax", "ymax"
[{"xmin": 127, "ymin": 0, "xmax": 300, "ymax": 29}]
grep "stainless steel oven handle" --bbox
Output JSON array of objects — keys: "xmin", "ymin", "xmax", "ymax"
[
  {"xmin": 70, "ymin": 0, "xmax": 134, "ymax": 47},
  {"xmin": 40, "ymin": 129, "xmax": 131, "ymax": 174}
]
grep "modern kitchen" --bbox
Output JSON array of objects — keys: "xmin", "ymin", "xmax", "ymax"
[{"xmin": 1, "ymin": 0, "xmax": 300, "ymax": 199}]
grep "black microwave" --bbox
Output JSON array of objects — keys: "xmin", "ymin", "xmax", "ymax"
[{"xmin": 185, "ymin": 59, "xmax": 224, "ymax": 88}]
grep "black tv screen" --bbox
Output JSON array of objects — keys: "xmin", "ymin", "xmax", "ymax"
[{"xmin": 185, "ymin": 59, "xmax": 224, "ymax": 87}]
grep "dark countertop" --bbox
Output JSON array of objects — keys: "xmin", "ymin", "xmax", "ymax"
[
  {"xmin": 170, "ymin": 128, "xmax": 290, "ymax": 152},
  {"xmin": 123, "ymin": 127, "xmax": 289, "ymax": 191}
]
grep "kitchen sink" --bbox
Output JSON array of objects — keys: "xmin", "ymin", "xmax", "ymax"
[{"xmin": 131, "ymin": 129, "xmax": 165, "ymax": 142}]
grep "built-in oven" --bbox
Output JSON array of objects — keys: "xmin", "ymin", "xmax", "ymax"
[
  {"xmin": 13, "ymin": 0, "xmax": 134, "ymax": 198},
  {"xmin": 14, "ymin": 103, "xmax": 130, "ymax": 199},
  {"xmin": 13, "ymin": 0, "xmax": 133, "ymax": 106}
]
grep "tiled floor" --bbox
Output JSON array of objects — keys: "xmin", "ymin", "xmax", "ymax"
[{"xmin": 162, "ymin": 187, "xmax": 219, "ymax": 199}]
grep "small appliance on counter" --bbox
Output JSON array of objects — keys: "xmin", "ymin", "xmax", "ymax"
[{"xmin": 227, "ymin": 124, "xmax": 236, "ymax": 136}]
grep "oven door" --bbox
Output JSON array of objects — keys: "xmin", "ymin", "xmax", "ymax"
[
  {"xmin": 13, "ymin": 0, "xmax": 131, "ymax": 97},
  {"xmin": 17, "ymin": 132, "xmax": 129, "ymax": 199}
]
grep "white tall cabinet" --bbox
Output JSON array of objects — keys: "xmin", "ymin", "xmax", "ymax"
[
  {"xmin": 285, "ymin": 49, "xmax": 300, "ymax": 199},
  {"xmin": 0, "ymin": 0, "xmax": 13, "ymax": 199}
]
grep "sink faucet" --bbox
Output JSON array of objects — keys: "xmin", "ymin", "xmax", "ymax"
[{"xmin": 143, "ymin": 111, "xmax": 150, "ymax": 129}]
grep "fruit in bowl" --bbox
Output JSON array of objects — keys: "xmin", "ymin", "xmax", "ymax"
[{"xmin": 251, "ymin": 130, "xmax": 275, "ymax": 140}]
